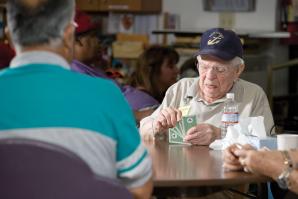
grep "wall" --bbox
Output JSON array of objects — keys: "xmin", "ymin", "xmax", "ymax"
[{"xmin": 160, "ymin": 0, "xmax": 278, "ymax": 32}]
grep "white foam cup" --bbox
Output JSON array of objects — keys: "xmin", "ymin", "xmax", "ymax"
[{"xmin": 277, "ymin": 134, "xmax": 298, "ymax": 150}]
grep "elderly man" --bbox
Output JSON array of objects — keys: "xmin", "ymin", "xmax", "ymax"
[
  {"xmin": 140, "ymin": 28, "xmax": 274, "ymax": 145},
  {"xmin": 0, "ymin": 0, "xmax": 152, "ymax": 199}
]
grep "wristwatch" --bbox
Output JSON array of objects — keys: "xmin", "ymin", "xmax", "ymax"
[{"xmin": 277, "ymin": 151, "xmax": 293, "ymax": 189}]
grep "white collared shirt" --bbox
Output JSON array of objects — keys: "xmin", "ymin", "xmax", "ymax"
[{"xmin": 10, "ymin": 51, "xmax": 70, "ymax": 70}]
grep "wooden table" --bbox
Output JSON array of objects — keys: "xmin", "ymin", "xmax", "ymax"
[{"xmin": 144, "ymin": 140, "xmax": 270, "ymax": 198}]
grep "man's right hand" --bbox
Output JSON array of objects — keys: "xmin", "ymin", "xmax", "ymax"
[{"xmin": 153, "ymin": 107, "xmax": 182, "ymax": 134}]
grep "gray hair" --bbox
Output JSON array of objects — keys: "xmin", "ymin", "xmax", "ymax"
[
  {"xmin": 7, "ymin": 0, "xmax": 75, "ymax": 49},
  {"xmin": 229, "ymin": 56, "xmax": 245, "ymax": 67}
]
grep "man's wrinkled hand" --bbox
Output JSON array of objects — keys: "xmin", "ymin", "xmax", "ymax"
[
  {"xmin": 184, "ymin": 123, "xmax": 220, "ymax": 145},
  {"xmin": 153, "ymin": 107, "xmax": 182, "ymax": 134}
]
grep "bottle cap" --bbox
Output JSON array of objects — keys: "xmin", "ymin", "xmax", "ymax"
[{"xmin": 226, "ymin": 93, "xmax": 234, "ymax": 99}]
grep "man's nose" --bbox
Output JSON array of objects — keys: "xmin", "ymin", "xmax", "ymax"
[{"xmin": 205, "ymin": 67, "xmax": 217, "ymax": 79}]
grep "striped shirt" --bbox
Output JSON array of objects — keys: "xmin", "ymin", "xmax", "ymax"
[{"xmin": 0, "ymin": 51, "xmax": 152, "ymax": 188}]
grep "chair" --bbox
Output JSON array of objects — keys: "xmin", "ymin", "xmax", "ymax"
[{"xmin": 0, "ymin": 138, "xmax": 133, "ymax": 199}]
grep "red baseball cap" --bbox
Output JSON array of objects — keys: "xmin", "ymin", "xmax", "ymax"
[{"xmin": 75, "ymin": 10, "xmax": 97, "ymax": 35}]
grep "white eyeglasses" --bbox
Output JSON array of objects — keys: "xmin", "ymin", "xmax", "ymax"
[{"xmin": 196, "ymin": 62, "xmax": 229, "ymax": 74}]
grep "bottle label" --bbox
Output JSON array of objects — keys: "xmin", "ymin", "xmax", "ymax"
[{"xmin": 222, "ymin": 112, "xmax": 239, "ymax": 124}]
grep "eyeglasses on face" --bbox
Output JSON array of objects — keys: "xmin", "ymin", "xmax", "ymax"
[{"xmin": 195, "ymin": 61, "xmax": 229, "ymax": 74}]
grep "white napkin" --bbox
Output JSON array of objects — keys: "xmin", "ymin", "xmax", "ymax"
[
  {"xmin": 238, "ymin": 116, "xmax": 267, "ymax": 138},
  {"xmin": 209, "ymin": 116, "xmax": 267, "ymax": 150}
]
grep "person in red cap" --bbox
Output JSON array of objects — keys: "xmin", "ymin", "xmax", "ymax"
[
  {"xmin": 72, "ymin": 10, "xmax": 101, "ymax": 67},
  {"xmin": 71, "ymin": 10, "xmax": 159, "ymax": 124},
  {"xmin": 0, "ymin": 42, "xmax": 15, "ymax": 69}
]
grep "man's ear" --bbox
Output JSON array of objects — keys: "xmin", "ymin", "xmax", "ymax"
[
  {"xmin": 62, "ymin": 23, "xmax": 74, "ymax": 50},
  {"xmin": 61, "ymin": 23, "xmax": 75, "ymax": 62},
  {"xmin": 236, "ymin": 64, "xmax": 245, "ymax": 77}
]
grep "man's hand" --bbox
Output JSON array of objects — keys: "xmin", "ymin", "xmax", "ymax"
[
  {"xmin": 153, "ymin": 107, "xmax": 182, "ymax": 134},
  {"xmin": 183, "ymin": 123, "xmax": 220, "ymax": 145},
  {"xmin": 223, "ymin": 144, "xmax": 255, "ymax": 172},
  {"xmin": 223, "ymin": 144, "xmax": 244, "ymax": 171},
  {"xmin": 234, "ymin": 148, "xmax": 284, "ymax": 177}
]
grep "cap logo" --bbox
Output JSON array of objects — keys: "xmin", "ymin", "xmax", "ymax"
[{"xmin": 207, "ymin": 32, "xmax": 224, "ymax": 46}]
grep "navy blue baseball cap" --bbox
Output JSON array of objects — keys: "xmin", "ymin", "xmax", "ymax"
[{"xmin": 197, "ymin": 28, "xmax": 243, "ymax": 60}]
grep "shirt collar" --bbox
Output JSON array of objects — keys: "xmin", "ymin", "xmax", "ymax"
[
  {"xmin": 185, "ymin": 77, "xmax": 199, "ymax": 99},
  {"xmin": 10, "ymin": 51, "xmax": 70, "ymax": 70}
]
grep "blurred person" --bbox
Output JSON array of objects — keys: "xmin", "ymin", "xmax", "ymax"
[
  {"xmin": 140, "ymin": 28, "xmax": 274, "ymax": 145},
  {"xmin": 0, "ymin": 42, "xmax": 15, "ymax": 69},
  {"xmin": 0, "ymin": 1, "xmax": 152, "ymax": 199},
  {"xmin": 180, "ymin": 57, "xmax": 199, "ymax": 78},
  {"xmin": 224, "ymin": 144, "xmax": 298, "ymax": 197},
  {"xmin": 71, "ymin": 10, "xmax": 159, "ymax": 124},
  {"xmin": 129, "ymin": 45, "xmax": 180, "ymax": 103}
]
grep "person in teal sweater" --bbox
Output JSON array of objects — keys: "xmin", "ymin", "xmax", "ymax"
[{"xmin": 1, "ymin": 0, "xmax": 152, "ymax": 198}]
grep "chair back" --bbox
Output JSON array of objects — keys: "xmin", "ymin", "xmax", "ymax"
[{"xmin": 0, "ymin": 138, "xmax": 133, "ymax": 199}]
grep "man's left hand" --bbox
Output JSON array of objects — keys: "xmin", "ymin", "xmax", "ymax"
[{"xmin": 184, "ymin": 123, "xmax": 220, "ymax": 145}]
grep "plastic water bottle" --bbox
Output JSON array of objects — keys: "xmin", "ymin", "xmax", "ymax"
[{"xmin": 221, "ymin": 93, "xmax": 239, "ymax": 138}]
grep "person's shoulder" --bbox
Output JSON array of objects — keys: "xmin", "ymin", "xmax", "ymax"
[
  {"xmin": 66, "ymin": 70, "xmax": 123, "ymax": 101},
  {"xmin": 237, "ymin": 79, "xmax": 266, "ymax": 94},
  {"xmin": 69, "ymin": 70, "xmax": 117, "ymax": 87},
  {"xmin": 0, "ymin": 67, "xmax": 12, "ymax": 76},
  {"xmin": 238, "ymin": 79, "xmax": 263, "ymax": 91},
  {"xmin": 122, "ymin": 85, "xmax": 159, "ymax": 110}
]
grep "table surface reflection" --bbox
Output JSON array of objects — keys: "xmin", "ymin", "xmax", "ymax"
[{"xmin": 144, "ymin": 140, "xmax": 270, "ymax": 188}]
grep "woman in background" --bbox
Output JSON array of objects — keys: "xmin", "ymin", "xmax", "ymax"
[{"xmin": 129, "ymin": 45, "xmax": 180, "ymax": 103}]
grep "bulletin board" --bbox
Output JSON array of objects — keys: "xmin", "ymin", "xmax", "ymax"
[{"xmin": 203, "ymin": 0, "xmax": 256, "ymax": 12}]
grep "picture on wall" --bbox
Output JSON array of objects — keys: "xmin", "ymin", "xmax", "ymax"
[{"xmin": 203, "ymin": 0, "xmax": 256, "ymax": 12}]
